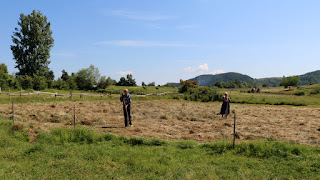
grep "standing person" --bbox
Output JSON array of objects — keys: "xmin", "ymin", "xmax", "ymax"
[
  {"xmin": 220, "ymin": 92, "xmax": 231, "ymax": 119},
  {"xmin": 120, "ymin": 89, "xmax": 132, "ymax": 127}
]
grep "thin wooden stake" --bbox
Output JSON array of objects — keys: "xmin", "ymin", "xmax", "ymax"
[
  {"xmin": 12, "ymin": 101, "xmax": 14, "ymax": 124},
  {"xmin": 233, "ymin": 111, "xmax": 236, "ymax": 149},
  {"xmin": 73, "ymin": 105, "xmax": 76, "ymax": 129}
]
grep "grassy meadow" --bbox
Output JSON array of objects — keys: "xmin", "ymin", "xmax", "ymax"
[
  {"xmin": 0, "ymin": 119, "xmax": 319, "ymax": 179},
  {"xmin": 0, "ymin": 85, "xmax": 320, "ymax": 179}
]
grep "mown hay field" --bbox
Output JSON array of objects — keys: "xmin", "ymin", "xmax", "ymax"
[{"xmin": 0, "ymin": 100, "xmax": 319, "ymax": 145}]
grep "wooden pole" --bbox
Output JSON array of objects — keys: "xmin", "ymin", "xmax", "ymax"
[
  {"xmin": 233, "ymin": 111, "xmax": 236, "ymax": 149},
  {"xmin": 55, "ymin": 93, "xmax": 57, "ymax": 100},
  {"xmin": 9, "ymin": 88, "xmax": 11, "ymax": 100},
  {"xmin": 12, "ymin": 101, "xmax": 14, "ymax": 124},
  {"xmin": 28, "ymin": 92, "xmax": 30, "ymax": 100},
  {"xmin": 73, "ymin": 105, "xmax": 76, "ymax": 129},
  {"xmin": 20, "ymin": 88, "xmax": 22, "ymax": 99},
  {"xmin": 100, "ymin": 93, "xmax": 102, "ymax": 100},
  {"xmin": 70, "ymin": 91, "xmax": 72, "ymax": 99}
]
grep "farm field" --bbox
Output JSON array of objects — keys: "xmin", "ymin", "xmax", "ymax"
[{"xmin": 0, "ymin": 100, "xmax": 319, "ymax": 145}]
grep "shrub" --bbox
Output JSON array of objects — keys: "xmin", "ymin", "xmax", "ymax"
[
  {"xmin": 310, "ymin": 87, "xmax": 320, "ymax": 95},
  {"xmin": 183, "ymin": 87, "xmax": 222, "ymax": 102},
  {"xmin": 179, "ymin": 80, "xmax": 198, "ymax": 93},
  {"xmin": 294, "ymin": 91, "xmax": 305, "ymax": 96}
]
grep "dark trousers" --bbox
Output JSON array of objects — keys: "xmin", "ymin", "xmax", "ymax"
[{"xmin": 123, "ymin": 105, "xmax": 132, "ymax": 127}]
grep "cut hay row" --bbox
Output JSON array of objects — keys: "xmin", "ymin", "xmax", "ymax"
[{"xmin": 0, "ymin": 100, "xmax": 319, "ymax": 145}]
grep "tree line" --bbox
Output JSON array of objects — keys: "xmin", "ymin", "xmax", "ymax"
[{"xmin": 0, "ymin": 10, "xmax": 142, "ymax": 91}]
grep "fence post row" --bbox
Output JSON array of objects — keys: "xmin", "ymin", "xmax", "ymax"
[{"xmin": 73, "ymin": 105, "xmax": 76, "ymax": 129}]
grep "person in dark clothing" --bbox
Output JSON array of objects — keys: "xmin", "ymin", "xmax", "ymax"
[
  {"xmin": 120, "ymin": 89, "xmax": 132, "ymax": 127},
  {"xmin": 220, "ymin": 92, "xmax": 231, "ymax": 119}
]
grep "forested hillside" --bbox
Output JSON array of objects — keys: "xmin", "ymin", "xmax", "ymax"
[{"xmin": 188, "ymin": 70, "xmax": 320, "ymax": 87}]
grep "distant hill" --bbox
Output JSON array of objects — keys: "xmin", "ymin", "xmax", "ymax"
[
  {"xmin": 299, "ymin": 70, "xmax": 320, "ymax": 85},
  {"xmin": 185, "ymin": 70, "xmax": 320, "ymax": 87},
  {"xmin": 190, "ymin": 72, "xmax": 254, "ymax": 86}
]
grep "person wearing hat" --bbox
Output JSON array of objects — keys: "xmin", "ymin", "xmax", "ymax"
[
  {"xmin": 220, "ymin": 92, "xmax": 231, "ymax": 118},
  {"xmin": 120, "ymin": 89, "xmax": 132, "ymax": 127}
]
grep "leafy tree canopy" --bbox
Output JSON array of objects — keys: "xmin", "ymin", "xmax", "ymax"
[{"xmin": 11, "ymin": 10, "xmax": 54, "ymax": 78}]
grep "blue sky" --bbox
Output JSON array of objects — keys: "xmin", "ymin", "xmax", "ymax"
[{"xmin": 1, "ymin": 0, "xmax": 320, "ymax": 85}]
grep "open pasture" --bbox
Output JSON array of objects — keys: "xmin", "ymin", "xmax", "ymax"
[{"xmin": 0, "ymin": 100, "xmax": 319, "ymax": 145}]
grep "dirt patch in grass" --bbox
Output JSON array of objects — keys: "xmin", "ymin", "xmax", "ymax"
[{"xmin": 0, "ymin": 100, "xmax": 319, "ymax": 145}]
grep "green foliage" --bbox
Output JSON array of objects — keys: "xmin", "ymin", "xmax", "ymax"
[
  {"xmin": 310, "ymin": 87, "xmax": 320, "ymax": 95},
  {"xmin": 294, "ymin": 91, "xmax": 305, "ymax": 96},
  {"xmin": 183, "ymin": 87, "xmax": 222, "ymax": 102},
  {"xmin": 147, "ymin": 82, "xmax": 155, "ymax": 86},
  {"xmin": 126, "ymin": 74, "xmax": 136, "ymax": 86},
  {"xmin": 17, "ymin": 75, "xmax": 33, "ymax": 89},
  {"xmin": 0, "ymin": 64, "xmax": 9, "ymax": 88},
  {"xmin": 97, "ymin": 76, "xmax": 114, "ymax": 89},
  {"xmin": 214, "ymin": 81, "xmax": 223, "ymax": 88},
  {"xmin": 75, "ymin": 65, "xmax": 100, "ymax": 90},
  {"xmin": 280, "ymin": 76, "xmax": 300, "ymax": 88},
  {"xmin": 53, "ymin": 78, "xmax": 69, "ymax": 90},
  {"xmin": 141, "ymin": 81, "xmax": 146, "ymax": 86},
  {"xmin": 116, "ymin": 74, "xmax": 137, "ymax": 86},
  {"xmin": 179, "ymin": 79, "xmax": 198, "ymax": 93},
  {"xmin": 191, "ymin": 72, "xmax": 254, "ymax": 86},
  {"xmin": 299, "ymin": 70, "xmax": 320, "ymax": 85},
  {"xmin": 11, "ymin": 10, "xmax": 54, "ymax": 78},
  {"xmin": 61, "ymin": 69, "xmax": 69, "ymax": 81},
  {"xmin": 32, "ymin": 74, "xmax": 47, "ymax": 90}
]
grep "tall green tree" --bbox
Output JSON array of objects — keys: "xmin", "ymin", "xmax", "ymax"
[
  {"xmin": 11, "ymin": 10, "xmax": 54, "ymax": 77},
  {"xmin": 116, "ymin": 74, "xmax": 136, "ymax": 86},
  {"xmin": 126, "ymin": 74, "xmax": 137, "ymax": 86},
  {"xmin": 179, "ymin": 80, "xmax": 198, "ymax": 93},
  {"xmin": 75, "ymin": 65, "xmax": 100, "ymax": 90},
  {"xmin": 0, "ymin": 64, "xmax": 9, "ymax": 88},
  {"xmin": 280, "ymin": 76, "xmax": 300, "ymax": 89},
  {"xmin": 61, "ymin": 70, "xmax": 69, "ymax": 81}
]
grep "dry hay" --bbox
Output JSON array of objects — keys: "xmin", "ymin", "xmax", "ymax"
[{"xmin": 0, "ymin": 100, "xmax": 319, "ymax": 145}]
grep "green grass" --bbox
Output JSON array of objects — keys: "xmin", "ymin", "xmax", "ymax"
[
  {"xmin": 0, "ymin": 86, "xmax": 179, "ymax": 104},
  {"xmin": 0, "ymin": 119, "xmax": 319, "ymax": 179},
  {"xmin": 217, "ymin": 85, "xmax": 320, "ymax": 106},
  {"xmin": 2, "ymin": 85, "xmax": 320, "ymax": 107}
]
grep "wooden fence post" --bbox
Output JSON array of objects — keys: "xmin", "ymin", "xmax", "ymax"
[
  {"xmin": 100, "ymin": 93, "xmax": 102, "ymax": 100},
  {"xmin": 12, "ymin": 101, "xmax": 14, "ymax": 124},
  {"xmin": 20, "ymin": 89, "xmax": 22, "ymax": 99},
  {"xmin": 73, "ymin": 105, "xmax": 76, "ymax": 129},
  {"xmin": 9, "ymin": 88, "xmax": 11, "ymax": 100},
  {"xmin": 233, "ymin": 111, "xmax": 236, "ymax": 149},
  {"xmin": 28, "ymin": 92, "xmax": 30, "ymax": 100},
  {"xmin": 55, "ymin": 93, "xmax": 57, "ymax": 100},
  {"xmin": 70, "ymin": 91, "xmax": 72, "ymax": 99}
]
